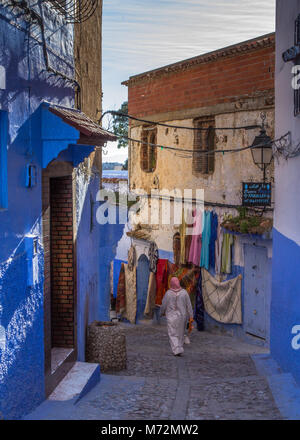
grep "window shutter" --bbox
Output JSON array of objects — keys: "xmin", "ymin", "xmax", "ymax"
[
  {"xmin": 140, "ymin": 127, "xmax": 157, "ymax": 173},
  {"xmin": 207, "ymin": 126, "xmax": 215, "ymax": 173},
  {"xmin": 193, "ymin": 117, "xmax": 215, "ymax": 175},
  {"xmin": 140, "ymin": 133, "xmax": 149, "ymax": 171}
]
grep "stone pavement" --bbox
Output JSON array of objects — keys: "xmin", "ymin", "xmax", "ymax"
[{"xmin": 25, "ymin": 321, "xmax": 284, "ymax": 420}]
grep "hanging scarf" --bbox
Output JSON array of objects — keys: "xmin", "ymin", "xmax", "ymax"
[
  {"xmin": 194, "ymin": 268, "xmax": 205, "ymax": 331},
  {"xmin": 128, "ymin": 244, "xmax": 137, "ymax": 271},
  {"xmin": 155, "ymin": 259, "xmax": 169, "ymax": 306},
  {"xmin": 148, "ymin": 241, "xmax": 159, "ymax": 273},
  {"xmin": 209, "ymin": 212, "xmax": 218, "ymax": 270},
  {"xmin": 179, "ymin": 208, "xmax": 186, "ymax": 265},
  {"xmin": 124, "ymin": 263, "xmax": 137, "ymax": 324}
]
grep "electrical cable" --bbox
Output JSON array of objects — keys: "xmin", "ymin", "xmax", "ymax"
[
  {"xmin": 135, "ymin": 192, "xmax": 274, "ymax": 211},
  {"xmin": 114, "ymin": 133, "xmax": 290, "ymax": 156},
  {"xmin": 100, "ymin": 110, "xmax": 261, "ymax": 131}
]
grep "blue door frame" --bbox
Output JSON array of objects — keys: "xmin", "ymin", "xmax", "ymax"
[{"xmin": 244, "ymin": 244, "xmax": 271, "ymax": 341}]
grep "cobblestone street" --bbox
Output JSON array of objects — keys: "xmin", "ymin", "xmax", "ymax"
[{"xmin": 27, "ymin": 322, "xmax": 283, "ymax": 420}]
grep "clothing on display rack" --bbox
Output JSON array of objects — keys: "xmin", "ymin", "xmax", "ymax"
[
  {"xmin": 188, "ymin": 209, "xmax": 203, "ymax": 266},
  {"xmin": 200, "ymin": 210, "xmax": 211, "ymax": 270}
]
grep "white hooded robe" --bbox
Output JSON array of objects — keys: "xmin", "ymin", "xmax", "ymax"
[{"xmin": 160, "ymin": 288, "xmax": 193, "ymax": 355}]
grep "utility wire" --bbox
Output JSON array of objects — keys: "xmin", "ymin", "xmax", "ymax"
[
  {"xmin": 100, "ymin": 110, "xmax": 261, "ymax": 131},
  {"xmin": 113, "ymin": 133, "xmax": 290, "ymax": 156}
]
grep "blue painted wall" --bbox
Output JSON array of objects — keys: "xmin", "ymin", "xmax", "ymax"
[
  {"xmin": 0, "ymin": 3, "xmax": 75, "ymax": 419},
  {"xmin": 271, "ymin": 229, "xmax": 300, "ymax": 384},
  {"xmin": 76, "ymin": 183, "xmax": 126, "ymax": 360},
  {"xmin": 271, "ymin": 0, "xmax": 300, "ymax": 386}
]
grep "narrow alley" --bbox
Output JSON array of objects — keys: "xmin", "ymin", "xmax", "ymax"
[
  {"xmin": 25, "ymin": 323, "xmax": 282, "ymax": 420},
  {"xmin": 2, "ymin": 0, "xmax": 300, "ymax": 425}
]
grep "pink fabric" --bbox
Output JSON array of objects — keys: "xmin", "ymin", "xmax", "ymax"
[
  {"xmin": 188, "ymin": 209, "xmax": 203, "ymax": 266},
  {"xmin": 170, "ymin": 277, "xmax": 181, "ymax": 292}
]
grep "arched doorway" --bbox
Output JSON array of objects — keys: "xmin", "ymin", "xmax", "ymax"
[{"xmin": 136, "ymin": 254, "xmax": 150, "ymax": 322}]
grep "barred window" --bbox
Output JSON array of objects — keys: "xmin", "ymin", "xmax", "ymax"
[
  {"xmin": 193, "ymin": 116, "xmax": 215, "ymax": 175},
  {"xmin": 140, "ymin": 126, "xmax": 157, "ymax": 173}
]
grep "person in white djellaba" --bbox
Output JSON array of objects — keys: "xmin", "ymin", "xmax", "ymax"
[{"xmin": 160, "ymin": 277, "xmax": 193, "ymax": 356}]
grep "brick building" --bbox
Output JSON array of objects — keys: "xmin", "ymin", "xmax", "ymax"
[{"xmin": 123, "ymin": 33, "xmax": 275, "ymax": 345}]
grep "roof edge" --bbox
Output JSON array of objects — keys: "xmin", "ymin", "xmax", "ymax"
[{"xmin": 122, "ymin": 32, "xmax": 275, "ymax": 87}]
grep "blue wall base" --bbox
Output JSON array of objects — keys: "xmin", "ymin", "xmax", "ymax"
[{"xmin": 271, "ymin": 228, "xmax": 300, "ymax": 386}]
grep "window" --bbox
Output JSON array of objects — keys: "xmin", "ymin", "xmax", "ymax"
[
  {"xmin": 193, "ymin": 116, "xmax": 215, "ymax": 175},
  {"xmin": 140, "ymin": 126, "xmax": 157, "ymax": 173},
  {"xmin": 0, "ymin": 111, "xmax": 8, "ymax": 209}
]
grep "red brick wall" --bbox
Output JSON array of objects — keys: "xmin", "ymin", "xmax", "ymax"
[
  {"xmin": 127, "ymin": 43, "xmax": 275, "ymax": 117},
  {"xmin": 50, "ymin": 176, "xmax": 74, "ymax": 348}
]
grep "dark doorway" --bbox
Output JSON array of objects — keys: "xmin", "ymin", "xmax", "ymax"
[
  {"xmin": 42, "ymin": 165, "xmax": 77, "ymax": 397},
  {"xmin": 50, "ymin": 176, "xmax": 75, "ymax": 350}
]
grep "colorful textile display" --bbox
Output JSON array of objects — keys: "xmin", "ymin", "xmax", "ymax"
[
  {"xmin": 200, "ymin": 210, "xmax": 211, "ymax": 270},
  {"xmin": 194, "ymin": 268, "xmax": 205, "ymax": 331},
  {"xmin": 155, "ymin": 259, "xmax": 169, "ymax": 306},
  {"xmin": 144, "ymin": 272, "xmax": 157, "ymax": 318},
  {"xmin": 127, "ymin": 245, "xmax": 137, "ymax": 271},
  {"xmin": 124, "ymin": 263, "xmax": 137, "ymax": 324},
  {"xmin": 215, "ymin": 215, "xmax": 224, "ymax": 275},
  {"xmin": 148, "ymin": 241, "xmax": 159, "ymax": 273},
  {"xmin": 188, "ymin": 209, "xmax": 203, "ymax": 266},
  {"xmin": 168, "ymin": 266, "xmax": 199, "ymax": 310},
  {"xmin": 221, "ymin": 233, "xmax": 234, "ymax": 274},
  {"xmin": 209, "ymin": 212, "xmax": 218, "ymax": 270},
  {"xmin": 116, "ymin": 263, "xmax": 126, "ymax": 314},
  {"xmin": 202, "ymin": 269, "xmax": 242, "ymax": 324}
]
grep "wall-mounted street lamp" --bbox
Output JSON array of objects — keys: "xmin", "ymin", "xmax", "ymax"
[{"xmin": 250, "ymin": 113, "xmax": 273, "ymax": 182}]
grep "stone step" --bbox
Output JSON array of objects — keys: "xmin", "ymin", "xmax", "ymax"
[
  {"xmin": 267, "ymin": 373, "xmax": 300, "ymax": 420},
  {"xmin": 48, "ymin": 361, "xmax": 100, "ymax": 404},
  {"xmin": 252, "ymin": 353, "xmax": 300, "ymax": 420},
  {"xmin": 252, "ymin": 353, "xmax": 283, "ymax": 377}
]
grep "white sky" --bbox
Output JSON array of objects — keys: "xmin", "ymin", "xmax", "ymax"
[{"xmin": 102, "ymin": 0, "xmax": 276, "ymax": 163}]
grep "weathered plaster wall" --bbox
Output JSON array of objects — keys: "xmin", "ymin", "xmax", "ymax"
[
  {"xmin": 129, "ymin": 109, "xmax": 274, "ymax": 204},
  {"xmin": 0, "ymin": 2, "xmax": 74, "ymax": 419},
  {"xmin": 271, "ymin": 0, "xmax": 300, "ymax": 384},
  {"xmin": 75, "ymin": 160, "xmax": 102, "ymax": 361}
]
